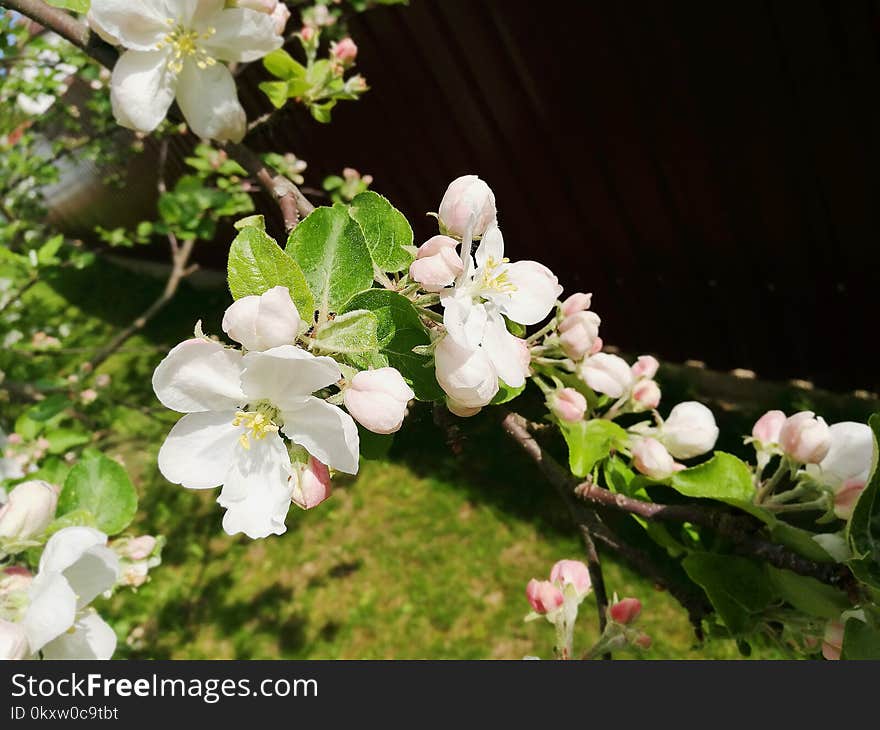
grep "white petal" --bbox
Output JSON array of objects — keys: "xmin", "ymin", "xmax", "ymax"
[
  {"xmin": 181, "ymin": 0, "xmax": 225, "ymax": 27},
  {"xmin": 152, "ymin": 338, "xmax": 245, "ymax": 413},
  {"xmin": 491, "ymin": 261, "xmax": 562, "ymax": 325},
  {"xmin": 109, "ymin": 49, "xmax": 177, "ymax": 134},
  {"xmin": 202, "ymin": 8, "xmax": 283, "ymax": 63},
  {"xmin": 282, "ymin": 397, "xmax": 360, "ymax": 475},
  {"xmin": 482, "ymin": 314, "xmax": 526, "ymax": 388},
  {"xmin": 475, "ymin": 224, "xmax": 505, "ymax": 269},
  {"xmin": 158, "ymin": 411, "xmax": 241, "ymax": 489},
  {"xmin": 42, "ymin": 611, "xmax": 117, "ymax": 660},
  {"xmin": 217, "ymin": 433, "xmax": 292, "ymax": 539},
  {"xmin": 241, "ymin": 346, "xmax": 341, "ymax": 408},
  {"xmin": 176, "ymin": 60, "xmax": 246, "ymax": 143},
  {"xmin": 442, "ymin": 297, "xmax": 488, "ymax": 351},
  {"xmin": 22, "ymin": 572, "xmax": 76, "ymax": 653},
  {"xmin": 39, "ymin": 527, "xmax": 119, "ymax": 609},
  {"xmin": 87, "ymin": 0, "xmax": 170, "ymax": 50},
  {"xmin": 222, "ymin": 286, "xmax": 301, "ymax": 352}
]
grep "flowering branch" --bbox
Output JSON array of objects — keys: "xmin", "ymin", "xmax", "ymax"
[{"xmin": 500, "ymin": 411, "xmax": 857, "ymax": 594}]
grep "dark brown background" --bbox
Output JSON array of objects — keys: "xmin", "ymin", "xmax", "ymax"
[{"xmin": 60, "ymin": 0, "xmax": 880, "ymax": 393}]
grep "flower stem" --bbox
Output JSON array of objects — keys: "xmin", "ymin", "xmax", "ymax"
[{"xmin": 754, "ymin": 458, "xmax": 790, "ymax": 504}]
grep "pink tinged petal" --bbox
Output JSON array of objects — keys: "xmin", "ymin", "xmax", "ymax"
[
  {"xmin": 281, "ymin": 397, "xmax": 360, "ymax": 475},
  {"xmin": 526, "ymin": 579, "xmax": 564, "ymax": 614},
  {"xmin": 201, "ymin": 8, "xmax": 284, "ymax": 63},
  {"xmin": 631, "ymin": 355, "xmax": 660, "ymax": 380},
  {"xmin": 179, "ymin": 0, "xmax": 226, "ymax": 27},
  {"xmin": 222, "ymin": 286, "xmax": 301, "ymax": 352},
  {"xmin": 495, "ymin": 260, "xmax": 563, "ymax": 325},
  {"xmin": 409, "ymin": 247, "xmax": 463, "ymax": 292},
  {"xmin": 158, "ymin": 411, "xmax": 241, "ymax": 489},
  {"xmin": 87, "ymin": 0, "xmax": 170, "ymax": 50},
  {"xmin": 482, "ymin": 315, "xmax": 527, "ymax": 388},
  {"xmin": 152, "ymin": 339, "xmax": 245, "ymax": 413},
  {"xmin": 241, "ymin": 346, "xmax": 341, "ymax": 408},
  {"xmin": 822, "ymin": 621, "xmax": 844, "ymax": 660},
  {"xmin": 176, "ymin": 60, "xmax": 246, "ymax": 142},
  {"xmin": 217, "ymin": 432, "xmax": 293, "ymax": 539},
  {"xmin": 550, "ymin": 559, "xmax": 592, "ymax": 596},
  {"xmin": 22, "ymin": 572, "xmax": 76, "ymax": 653},
  {"xmin": 609, "ymin": 597, "xmax": 642, "ymax": 625},
  {"xmin": 561, "ymin": 292, "xmax": 592, "ymax": 316},
  {"xmin": 343, "ymin": 368, "xmax": 413, "ymax": 435},
  {"xmin": 438, "ymin": 175, "xmax": 497, "ymax": 238},
  {"xmin": 752, "ymin": 410, "xmax": 786, "ymax": 445},
  {"xmin": 833, "ymin": 479, "xmax": 865, "ymax": 521},
  {"xmin": 579, "ymin": 353, "xmax": 634, "ymax": 399},
  {"xmin": 42, "ymin": 611, "xmax": 117, "ymax": 660},
  {"xmin": 109, "ymin": 49, "xmax": 177, "ymax": 134},
  {"xmin": 819, "ymin": 422, "xmax": 873, "ymax": 488}
]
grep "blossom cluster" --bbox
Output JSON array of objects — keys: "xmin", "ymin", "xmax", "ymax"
[
  {"xmin": 153, "ymin": 286, "xmax": 414, "ymax": 539},
  {"xmin": 0, "ymin": 480, "xmax": 161, "ymax": 660}
]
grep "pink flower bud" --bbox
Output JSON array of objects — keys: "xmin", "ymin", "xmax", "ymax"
[
  {"xmin": 550, "ymin": 559, "xmax": 592, "ymax": 596},
  {"xmin": 526, "ymin": 579, "xmax": 564, "ymax": 614},
  {"xmin": 95, "ymin": 374, "xmax": 111, "ymax": 388},
  {"xmin": 300, "ymin": 25, "xmax": 316, "ymax": 42},
  {"xmin": 343, "ymin": 367, "xmax": 414, "ymax": 435},
  {"xmin": 633, "ymin": 633, "xmax": 652, "ymax": 650},
  {"xmin": 632, "ymin": 437, "xmax": 676, "ymax": 479},
  {"xmin": 561, "ymin": 292, "xmax": 592, "ymax": 317},
  {"xmin": 549, "ymin": 388, "xmax": 587, "ymax": 423},
  {"xmin": 578, "ymin": 353, "xmax": 633, "ymax": 398},
  {"xmin": 658, "ymin": 401, "xmax": 719, "ymax": 460},
  {"xmin": 0, "ymin": 566, "xmax": 32, "ymax": 597},
  {"xmin": 558, "ymin": 311, "xmax": 601, "ymax": 361},
  {"xmin": 331, "ymin": 37, "xmax": 358, "ymax": 65},
  {"xmin": 290, "ymin": 457, "xmax": 332, "ymax": 510},
  {"xmin": 631, "ymin": 355, "xmax": 659, "ymax": 380},
  {"xmin": 752, "ymin": 410, "xmax": 786, "ymax": 445},
  {"xmin": 632, "ymin": 379, "xmax": 661, "ymax": 412},
  {"xmin": 779, "ymin": 411, "xmax": 831, "ymax": 464},
  {"xmin": 609, "ymin": 597, "xmax": 642, "ymax": 625},
  {"xmin": 822, "ymin": 620, "xmax": 844, "ymax": 660},
  {"xmin": 117, "ymin": 536, "xmax": 157, "ymax": 561},
  {"xmin": 7, "ymin": 433, "xmax": 22, "ymax": 446},
  {"xmin": 222, "ymin": 286, "xmax": 301, "ymax": 352},
  {"xmin": 0, "ymin": 619, "xmax": 28, "ymax": 660},
  {"xmin": 80, "ymin": 388, "xmax": 98, "ymax": 405},
  {"xmin": 0, "ymin": 480, "xmax": 58, "ymax": 541},
  {"xmin": 409, "ymin": 236, "xmax": 463, "ymax": 292},
  {"xmin": 438, "ymin": 175, "xmax": 497, "ymax": 238}
]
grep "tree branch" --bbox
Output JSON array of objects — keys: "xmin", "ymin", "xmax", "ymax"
[{"xmin": 500, "ymin": 411, "xmax": 857, "ymax": 594}]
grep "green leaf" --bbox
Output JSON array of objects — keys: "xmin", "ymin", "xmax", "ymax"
[
  {"xmin": 842, "ymin": 618, "xmax": 880, "ymax": 659},
  {"xmin": 45, "ymin": 0, "xmax": 90, "ymax": 12},
  {"xmin": 769, "ymin": 522, "xmax": 836, "ymax": 563},
  {"xmin": 561, "ymin": 419, "xmax": 628, "ymax": 478},
  {"xmin": 603, "ymin": 455, "xmax": 637, "ymax": 496},
  {"xmin": 314, "ymin": 309, "xmax": 380, "ymax": 355},
  {"xmin": 258, "ymin": 80, "xmax": 290, "ymax": 109},
  {"xmin": 263, "ymin": 49, "xmax": 306, "ymax": 79},
  {"xmin": 44, "ymin": 428, "xmax": 90, "ymax": 455},
  {"xmin": 847, "ymin": 413, "xmax": 880, "ymax": 589},
  {"xmin": 26, "ymin": 393, "xmax": 69, "ymax": 422},
  {"xmin": 227, "ymin": 224, "xmax": 314, "ymax": 320},
  {"xmin": 341, "ymin": 289, "xmax": 442, "ymax": 401},
  {"xmin": 44, "ymin": 509, "xmax": 96, "ymax": 539},
  {"xmin": 286, "ymin": 205, "xmax": 374, "ymax": 316},
  {"xmin": 348, "ymin": 191, "xmax": 415, "ymax": 273},
  {"xmin": 489, "ymin": 379, "xmax": 526, "ymax": 405},
  {"xmin": 682, "ymin": 553, "xmax": 776, "ymax": 636},
  {"xmin": 670, "ymin": 452, "xmax": 754, "ymax": 502},
  {"xmin": 767, "ymin": 567, "xmax": 850, "ymax": 619},
  {"xmin": 57, "ymin": 454, "xmax": 138, "ymax": 536}
]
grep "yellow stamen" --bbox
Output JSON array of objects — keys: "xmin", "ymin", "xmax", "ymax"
[
  {"xmin": 480, "ymin": 256, "xmax": 517, "ymax": 293},
  {"xmin": 156, "ymin": 21, "xmax": 217, "ymax": 74},
  {"xmin": 232, "ymin": 410, "xmax": 279, "ymax": 451}
]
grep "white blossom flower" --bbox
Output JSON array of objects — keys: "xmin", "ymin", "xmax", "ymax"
[
  {"xmin": 88, "ymin": 0, "xmax": 283, "ymax": 141},
  {"xmin": 20, "ymin": 527, "xmax": 119, "ymax": 660},
  {"xmin": 436, "ymin": 223, "xmax": 560, "ymax": 408},
  {"xmin": 152, "ymin": 338, "xmax": 359, "ymax": 538}
]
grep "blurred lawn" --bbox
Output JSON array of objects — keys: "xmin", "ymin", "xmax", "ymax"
[{"xmin": 12, "ymin": 256, "xmax": 872, "ymax": 659}]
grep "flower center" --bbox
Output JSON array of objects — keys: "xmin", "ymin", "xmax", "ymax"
[
  {"xmin": 478, "ymin": 256, "xmax": 516, "ymax": 294},
  {"xmin": 232, "ymin": 402, "xmax": 280, "ymax": 450},
  {"xmin": 157, "ymin": 21, "xmax": 217, "ymax": 73}
]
